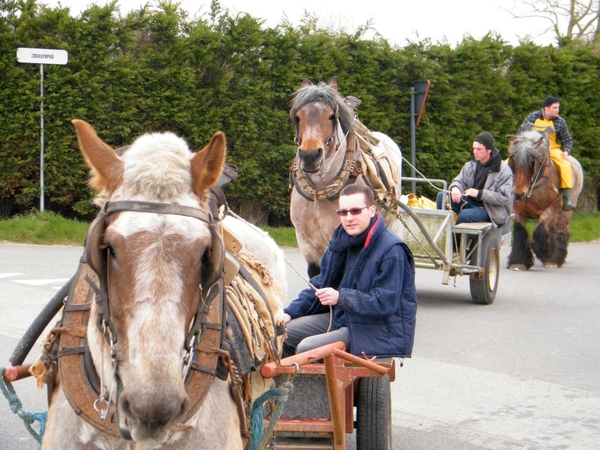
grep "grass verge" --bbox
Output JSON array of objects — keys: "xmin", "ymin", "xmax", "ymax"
[{"xmin": 1, "ymin": 211, "xmax": 599, "ymax": 247}]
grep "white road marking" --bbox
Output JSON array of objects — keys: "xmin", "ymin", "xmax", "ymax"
[
  {"xmin": 11, "ymin": 278, "xmax": 70, "ymax": 286},
  {"xmin": 0, "ymin": 273, "xmax": 22, "ymax": 279}
]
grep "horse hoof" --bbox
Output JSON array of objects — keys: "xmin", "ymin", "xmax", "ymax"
[
  {"xmin": 509, "ymin": 264, "xmax": 527, "ymax": 271},
  {"xmin": 543, "ymin": 262, "xmax": 558, "ymax": 269}
]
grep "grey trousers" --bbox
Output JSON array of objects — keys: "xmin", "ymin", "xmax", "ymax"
[{"xmin": 283, "ymin": 313, "xmax": 350, "ymax": 357}]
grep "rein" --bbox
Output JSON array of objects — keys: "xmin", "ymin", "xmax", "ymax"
[
  {"xmin": 525, "ymin": 149, "xmax": 556, "ymax": 198},
  {"xmin": 55, "ymin": 200, "xmax": 226, "ymax": 438}
]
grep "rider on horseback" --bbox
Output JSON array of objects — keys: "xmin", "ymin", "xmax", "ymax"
[{"xmin": 520, "ymin": 96, "xmax": 576, "ymax": 211}]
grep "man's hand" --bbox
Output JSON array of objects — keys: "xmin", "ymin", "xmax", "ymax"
[
  {"xmin": 451, "ymin": 186, "xmax": 462, "ymax": 203},
  {"xmin": 463, "ymin": 188, "xmax": 479, "ymax": 198},
  {"xmin": 561, "ymin": 151, "xmax": 569, "ymax": 160},
  {"xmin": 316, "ymin": 287, "xmax": 339, "ymax": 306},
  {"xmin": 283, "ymin": 313, "xmax": 292, "ymax": 324}
]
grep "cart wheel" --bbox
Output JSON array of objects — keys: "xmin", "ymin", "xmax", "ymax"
[
  {"xmin": 469, "ymin": 229, "xmax": 501, "ymax": 305},
  {"xmin": 356, "ymin": 375, "xmax": 392, "ymax": 450}
]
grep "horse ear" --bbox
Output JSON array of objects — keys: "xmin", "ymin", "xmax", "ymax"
[
  {"xmin": 301, "ymin": 78, "xmax": 312, "ymax": 88},
  {"xmin": 72, "ymin": 119, "xmax": 123, "ymax": 194},
  {"xmin": 328, "ymin": 76, "xmax": 338, "ymax": 91},
  {"xmin": 191, "ymin": 131, "xmax": 226, "ymax": 198},
  {"xmin": 535, "ymin": 137, "xmax": 545, "ymax": 148}
]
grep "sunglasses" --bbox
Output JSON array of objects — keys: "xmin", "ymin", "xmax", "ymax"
[{"xmin": 335, "ymin": 206, "xmax": 368, "ymax": 217}]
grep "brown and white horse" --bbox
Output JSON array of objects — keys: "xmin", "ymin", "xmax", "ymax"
[
  {"xmin": 289, "ymin": 78, "xmax": 403, "ymax": 277},
  {"xmin": 40, "ymin": 120, "xmax": 285, "ymax": 449},
  {"xmin": 507, "ymin": 129, "xmax": 583, "ymax": 270}
]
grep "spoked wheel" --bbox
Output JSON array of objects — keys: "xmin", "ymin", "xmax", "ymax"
[
  {"xmin": 356, "ymin": 375, "xmax": 392, "ymax": 450},
  {"xmin": 469, "ymin": 229, "xmax": 501, "ymax": 305}
]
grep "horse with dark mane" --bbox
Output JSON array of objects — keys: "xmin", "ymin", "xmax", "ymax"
[
  {"xmin": 289, "ymin": 77, "xmax": 403, "ymax": 277},
  {"xmin": 37, "ymin": 120, "xmax": 286, "ymax": 449},
  {"xmin": 507, "ymin": 129, "xmax": 583, "ymax": 270}
]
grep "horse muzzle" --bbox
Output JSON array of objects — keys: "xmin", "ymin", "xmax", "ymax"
[
  {"xmin": 117, "ymin": 385, "xmax": 188, "ymax": 443},
  {"xmin": 298, "ymin": 147, "xmax": 323, "ymax": 173}
]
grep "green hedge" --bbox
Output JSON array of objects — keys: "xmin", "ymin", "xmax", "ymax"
[{"xmin": 1, "ymin": 1, "xmax": 599, "ymax": 223}]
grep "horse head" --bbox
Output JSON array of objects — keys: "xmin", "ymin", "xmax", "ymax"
[
  {"xmin": 508, "ymin": 129, "xmax": 550, "ymax": 199},
  {"xmin": 72, "ymin": 120, "xmax": 226, "ymax": 444},
  {"xmin": 290, "ymin": 77, "xmax": 355, "ymax": 173}
]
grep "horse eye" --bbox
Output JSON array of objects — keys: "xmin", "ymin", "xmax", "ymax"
[{"xmin": 100, "ymin": 241, "xmax": 116, "ymax": 258}]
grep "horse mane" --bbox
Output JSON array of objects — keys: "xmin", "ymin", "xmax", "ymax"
[
  {"xmin": 92, "ymin": 132, "xmax": 195, "ymax": 206},
  {"xmin": 509, "ymin": 129, "xmax": 549, "ymax": 169},
  {"xmin": 290, "ymin": 82, "xmax": 356, "ymax": 135}
]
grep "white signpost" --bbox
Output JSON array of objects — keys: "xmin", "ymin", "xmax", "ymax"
[{"xmin": 16, "ymin": 48, "xmax": 69, "ymax": 212}]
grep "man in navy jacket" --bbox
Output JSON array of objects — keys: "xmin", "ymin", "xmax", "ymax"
[{"xmin": 283, "ymin": 184, "xmax": 417, "ymax": 358}]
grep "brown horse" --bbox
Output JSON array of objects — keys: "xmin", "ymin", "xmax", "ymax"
[
  {"xmin": 38, "ymin": 120, "xmax": 286, "ymax": 449},
  {"xmin": 289, "ymin": 77, "xmax": 403, "ymax": 277},
  {"xmin": 507, "ymin": 129, "xmax": 583, "ymax": 270}
]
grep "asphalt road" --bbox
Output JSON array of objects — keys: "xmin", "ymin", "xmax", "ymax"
[{"xmin": 1, "ymin": 242, "xmax": 599, "ymax": 449}]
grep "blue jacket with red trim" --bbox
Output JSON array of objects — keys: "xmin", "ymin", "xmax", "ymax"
[{"xmin": 284, "ymin": 213, "xmax": 417, "ymax": 357}]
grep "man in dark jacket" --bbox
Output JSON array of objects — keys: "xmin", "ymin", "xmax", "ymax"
[
  {"xmin": 436, "ymin": 131, "xmax": 513, "ymax": 226},
  {"xmin": 282, "ymin": 183, "xmax": 417, "ymax": 358}
]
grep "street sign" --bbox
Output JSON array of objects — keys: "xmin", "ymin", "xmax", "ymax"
[
  {"xmin": 17, "ymin": 47, "xmax": 68, "ymax": 65},
  {"xmin": 16, "ymin": 48, "xmax": 69, "ymax": 212}
]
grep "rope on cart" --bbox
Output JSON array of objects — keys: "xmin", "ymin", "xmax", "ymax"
[
  {"xmin": 247, "ymin": 376, "xmax": 295, "ymax": 450},
  {"xmin": 0, "ymin": 367, "xmax": 47, "ymax": 444}
]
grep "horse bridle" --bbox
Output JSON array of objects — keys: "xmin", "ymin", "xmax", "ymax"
[
  {"xmin": 518, "ymin": 148, "xmax": 553, "ymax": 200},
  {"xmin": 293, "ymin": 104, "xmax": 345, "ymax": 160},
  {"xmin": 84, "ymin": 200, "xmax": 224, "ymax": 350},
  {"xmin": 291, "ymin": 105, "xmax": 360, "ymax": 201},
  {"xmin": 57, "ymin": 199, "xmax": 227, "ymax": 439}
]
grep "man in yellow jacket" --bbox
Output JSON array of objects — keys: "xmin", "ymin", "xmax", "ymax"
[{"xmin": 520, "ymin": 96, "xmax": 576, "ymax": 210}]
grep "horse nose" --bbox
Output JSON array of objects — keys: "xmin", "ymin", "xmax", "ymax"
[
  {"xmin": 119, "ymin": 387, "xmax": 188, "ymax": 429},
  {"xmin": 515, "ymin": 192, "xmax": 524, "ymax": 200},
  {"xmin": 298, "ymin": 147, "xmax": 323, "ymax": 171}
]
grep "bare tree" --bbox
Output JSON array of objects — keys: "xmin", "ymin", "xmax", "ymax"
[{"xmin": 510, "ymin": 0, "xmax": 600, "ymax": 46}]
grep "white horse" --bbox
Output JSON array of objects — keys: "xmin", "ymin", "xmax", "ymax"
[{"xmin": 39, "ymin": 120, "xmax": 285, "ymax": 449}]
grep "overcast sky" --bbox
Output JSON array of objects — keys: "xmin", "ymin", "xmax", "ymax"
[{"xmin": 42, "ymin": 0, "xmax": 558, "ymax": 47}]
